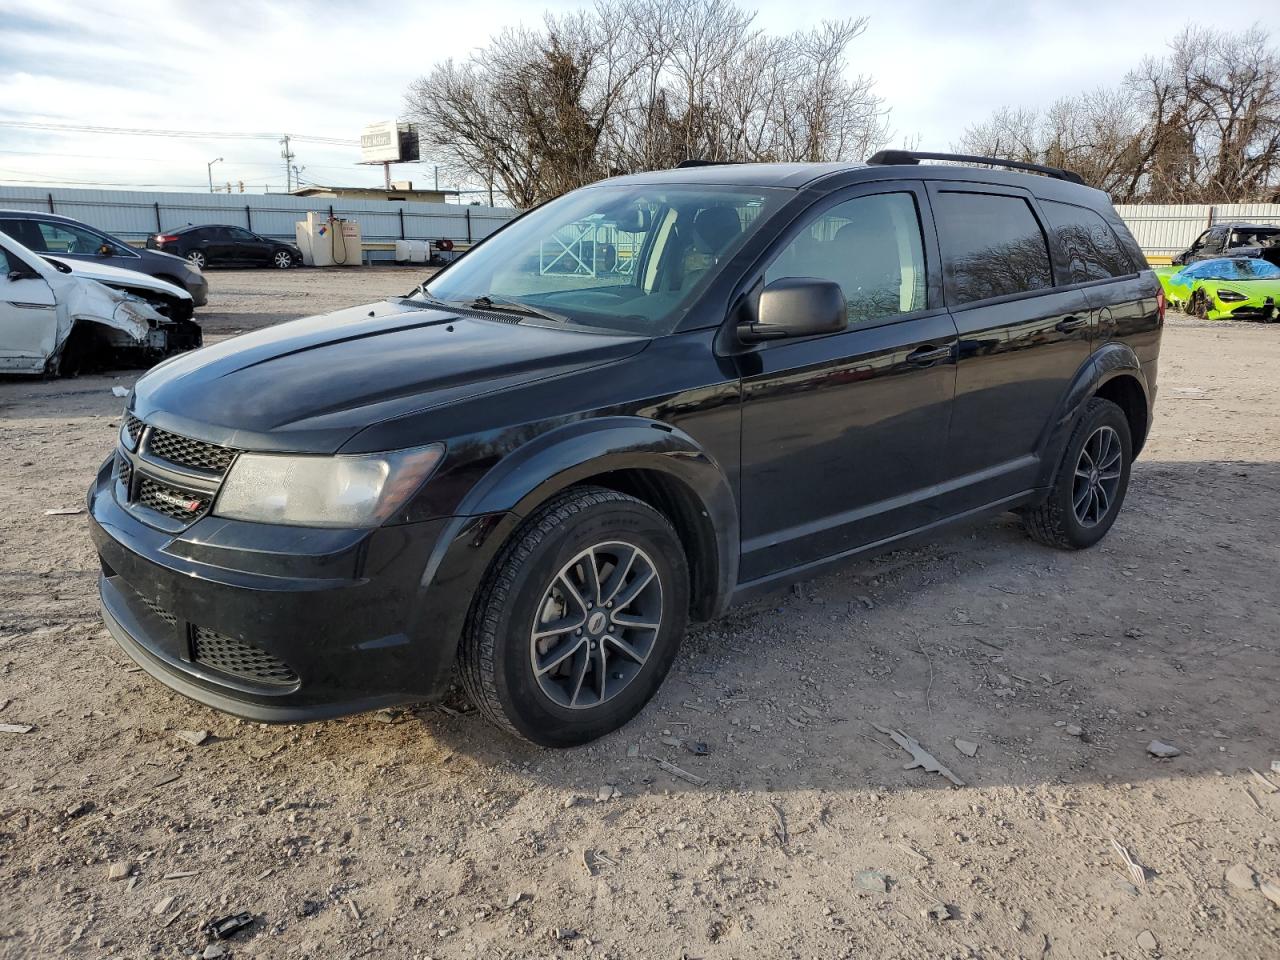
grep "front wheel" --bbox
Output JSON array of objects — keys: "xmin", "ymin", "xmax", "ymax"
[
  {"xmin": 459, "ymin": 487, "xmax": 689, "ymax": 747},
  {"xmin": 272, "ymin": 250, "xmax": 295, "ymax": 269},
  {"xmin": 1022, "ymin": 397, "xmax": 1132, "ymax": 550}
]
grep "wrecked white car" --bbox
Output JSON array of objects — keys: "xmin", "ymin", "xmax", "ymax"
[
  {"xmin": 45, "ymin": 254, "xmax": 197, "ymax": 323},
  {"xmin": 1, "ymin": 234, "xmax": 202, "ymax": 376}
]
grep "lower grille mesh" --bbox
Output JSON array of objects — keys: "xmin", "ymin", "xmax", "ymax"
[
  {"xmin": 138, "ymin": 596, "xmax": 177, "ymax": 626},
  {"xmin": 191, "ymin": 627, "xmax": 299, "ymax": 686}
]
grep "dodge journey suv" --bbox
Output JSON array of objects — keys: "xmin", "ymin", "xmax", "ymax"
[{"xmin": 89, "ymin": 151, "xmax": 1162, "ymax": 746}]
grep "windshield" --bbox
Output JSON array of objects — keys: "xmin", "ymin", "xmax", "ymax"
[
  {"xmin": 1185, "ymin": 258, "xmax": 1280, "ymax": 281},
  {"xmin": 419, "ymin": 183, "xmax": 784, "ymax": 335}
]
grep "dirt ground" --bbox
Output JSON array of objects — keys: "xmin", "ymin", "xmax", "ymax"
[{"xmin": 1, "ymin": 266, "xmax": 1278, "ymax": 960}]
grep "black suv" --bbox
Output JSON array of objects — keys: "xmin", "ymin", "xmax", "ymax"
[
  {"xmin": 146, "ymin": 224, "xmax": 302, "ymax": 270},
  {"xmin": 89, "ymin": 151, "xmax": 1162, "ymax": 746}
]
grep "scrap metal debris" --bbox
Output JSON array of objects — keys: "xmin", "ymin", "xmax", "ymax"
[
  {"xmin": 650, "ymin": 756, "xmax": 708, "ymax": 786},
  {"xmin": 871, "ymin": 724, "xmax": 965, "ymax": 787},
  {"xmin": 203, "ymin": 912, "xmax": 254, "ymax": 940}
]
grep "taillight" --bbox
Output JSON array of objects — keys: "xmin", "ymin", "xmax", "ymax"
[
  {"xmin": 156, "ymin": 234, "xmax": 179, "ymax": 244},
  {"xmin": 1156, "ymin": 288, "xmax": 1166, "ymax": 323}
]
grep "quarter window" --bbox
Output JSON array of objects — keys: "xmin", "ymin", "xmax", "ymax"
[
  {"xmin": 765, "ymin": 192, "xmax": 927, "ymax": 326},
  {"xmin": 1042, "ymin": 200, "xmax": 1133, "ymax": 283},
  {"xmin": 933, "ymin": 192, "xmax": 1053, "ymax": 305}
]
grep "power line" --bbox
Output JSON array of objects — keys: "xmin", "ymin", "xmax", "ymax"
[
  {"xmin": 0, "ymin": 119, "xmax": 357, "ymax": 146},
  {"xmin": 0, "ymin": 169, "xmax": 286, "ymax": 189}
]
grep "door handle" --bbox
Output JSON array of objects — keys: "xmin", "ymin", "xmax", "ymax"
[
  {"xmin": 906, "ymin": 344, "xmax": 952, "ymax": 365},
  {"xmin": 1056, "ymin": 315, "xmax": 1088, "ymax": 332}
]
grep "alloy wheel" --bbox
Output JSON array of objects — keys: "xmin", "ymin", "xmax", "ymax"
[
  {"xmin": 529, "ymin": 541, "xmax": 663, "ymax": 710},
  {"xmin": 1072, "ymin": 425, "xmax": 1123, "ymax": 528},
  {"xmin": 187, "ymin": 251, "xmax": 206, "ymax": 269},
  {"xmin": 273, "ymin": 251, "xmax": 293, "ymax": 269}
]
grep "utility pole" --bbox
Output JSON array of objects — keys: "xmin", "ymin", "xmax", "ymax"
[
  {"xmin": 280, "ymin": 135, "xmax": 295, "ymax": 192},
  {"xmin": 207, "ymin": 157, "xmax": 223, "ymax": 193}
]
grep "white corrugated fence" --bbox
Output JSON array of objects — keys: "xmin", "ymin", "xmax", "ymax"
[{"xmin": 0, "ymin": 186, "xmax": 519, "ymax": 262}]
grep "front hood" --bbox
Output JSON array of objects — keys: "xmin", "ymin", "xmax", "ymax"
[
  {"xmin": 131, "ymin": 299, "xmax": 647, "ymax": 453},
  {"xmin": 48, "ymin": 256, "xmax": 191, "ymax": 300}
]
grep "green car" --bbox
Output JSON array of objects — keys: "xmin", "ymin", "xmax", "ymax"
[{"xmin": 1155, "ymin": 257, "xmax": 1280, "ymax": 320}]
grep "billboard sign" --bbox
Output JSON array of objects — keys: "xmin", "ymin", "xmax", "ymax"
[{"xmin": 360, "ymin": 121, "xmax": 421, "ymax": 164}]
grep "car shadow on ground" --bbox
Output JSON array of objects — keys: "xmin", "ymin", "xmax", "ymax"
[{"xmin": 174, "ymin": 455, "xmax": 1279, "ymax": 802}]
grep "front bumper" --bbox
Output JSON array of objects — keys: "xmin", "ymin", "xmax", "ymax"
[
  {"xmin": 186, "ymin": 272, "xmax": 209, "ymax": 307},
  {"xmin": 88, "ymin": 456, "xmax": 493, "ymax": 722}
]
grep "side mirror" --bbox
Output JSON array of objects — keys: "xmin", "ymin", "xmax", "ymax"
[
  {"xmin": 737, "ymin": 277, "xmax": 847, "ymax": 342},
  {"xmin": 7, "ymin": 269, "xmax": 26, "ymax": 282}
]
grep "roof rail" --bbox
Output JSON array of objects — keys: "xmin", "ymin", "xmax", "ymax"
[
  {"xmin": 866, "ymin": 149, "xmax": 1086, "ymax": 186},
  {"xmin": 675, "ymin": 159, "xmax": 741, "ymax": 168}
]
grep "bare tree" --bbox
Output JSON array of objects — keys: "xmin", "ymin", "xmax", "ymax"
[
  {"xmin": 956, "ymin": 23, "xmax": 1280, "ymax": 202},
  {"xmin": 405, "ymin": 0, "xmax": 889, "ymax": 206}
]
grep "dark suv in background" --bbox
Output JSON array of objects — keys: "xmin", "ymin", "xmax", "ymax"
[
  {"xmin": 0, "ymin": 209, "xmax": 208, "ymax": 305},
  {"xmin": 1173, "ymin": 221, "xmax": 1280, "ymax": 266},
  {"xmin": 90, "ymin": 150, "xmax": 1162, "ymax": 747}
]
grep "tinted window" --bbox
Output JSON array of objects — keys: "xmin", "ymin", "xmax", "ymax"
[
  {"xmin": 36, "ymin": 220, "xmax": 108, "ymax": 255},
  {"xmin": 1043, "ymin": 200, "xmax": 1133, "ymax": 283},
  {"xmin": 226, "ymin": 227, "xmax": 256, "ymax": 241},
  {"xmin": 934, "ymin": 192, "xmax": 1052, "ymax": 305},
  {"xmin": 0, "ymin": 246, "xmax": 10, "ymax": 274},
  {"xmin": 765, "ymin": 192, "xmax": 927, "ymax": 325}
]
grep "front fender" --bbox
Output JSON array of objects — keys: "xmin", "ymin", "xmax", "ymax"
[
  {"xmin": 1037, "ymin": 341, "xmax": 1150, "ymax": 487},
  {"xmin": 465, "ymin": 416, "xmax": 738, "ymax": 613},
  {"xmin": 403, "ymin": 418, "xmax": 739, "ymax": 688}
]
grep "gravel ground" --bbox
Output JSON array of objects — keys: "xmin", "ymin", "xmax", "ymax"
[{"xmin": 1, "ymin": 267, "xmax": 1278, "ymax": 960}]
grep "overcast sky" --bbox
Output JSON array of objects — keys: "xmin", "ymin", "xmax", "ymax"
[{"xmin": 0, "ymin": 0, "xmax": 1271, "ymax": 197}]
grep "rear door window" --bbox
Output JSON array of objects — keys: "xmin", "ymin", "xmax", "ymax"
[
  {"xmin": 1042, "ymin": 200, "xmax": 1134, "ymax": 283},
  {"xmin": 765, "ymin": 191, "xmax": 927, "ymax": 326},
  {"xmin": 933, "ymin": 191, "xmax": 1053, "ymax": 305}
]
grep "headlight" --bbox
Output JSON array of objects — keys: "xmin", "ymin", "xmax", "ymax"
[
  {"xmin": 214, "ymin": 443, "xmax": 444, "ymax": 527},
  {"xmin": 1216, "ymin": 289, "xmax": 1247, "ymax": 303}
]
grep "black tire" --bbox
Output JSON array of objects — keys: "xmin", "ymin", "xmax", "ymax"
[
  {"xmin": 186, "ymin": 250, "xmax": 207, "ymax": 270},
  {"xmin": 1023, "ymin": 397, "xmax": 1132, "ymax": 550},
  {"xmin": 271, "ymin": 249, "xmax": 294, "ymax": 269},
  {"xmin": 458, "ymin": 486, "xmax": 689, "ymax": 747}
]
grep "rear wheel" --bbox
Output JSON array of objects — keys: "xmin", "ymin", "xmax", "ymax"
[
  {"xmin": 458, "ymin": 487, "xmax": 689, "ymax": 747},
  {"xmin": 1023, "ymin": 397, "xmax": 1132, "ymax": 550}
]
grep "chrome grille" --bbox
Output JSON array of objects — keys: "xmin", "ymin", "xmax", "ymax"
[
  {"xmin": 146, "ymin": 428, "xmax": 237, "ymax": 475},
  {"xmin": 191, "ymin": 627, "xmax": 298, "ymax": 686},
  {"xmin": 136, "ymin": 477, "xmax": 211, "ymax": 522}
]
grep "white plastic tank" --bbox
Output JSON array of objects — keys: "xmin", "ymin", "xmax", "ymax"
[
  {"xmin": 395, "ymin": 239, "xmax": 431, "ymax": 264},
  {"xmin": 295, "ymin": 212, "xmax": 364, "ymax": 267}
]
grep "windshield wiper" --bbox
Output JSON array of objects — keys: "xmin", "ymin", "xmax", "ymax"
[{"xmin": 467, "ymin": 295, "xmax": 569, "ymax": 325}]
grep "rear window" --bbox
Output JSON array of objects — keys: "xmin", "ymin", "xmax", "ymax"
[
  {"xmin": 1042, "ymin": 200, "xmax": 1133, "ymax": 283},
  {"xmin": 933, "ymin": 192, "xmax": 1053, "ymax": 305}
]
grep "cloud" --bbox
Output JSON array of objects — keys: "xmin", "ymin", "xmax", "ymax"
[{"xmin": 0, "ymin": 0, "xmax": 1271, "ymax": 192}]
